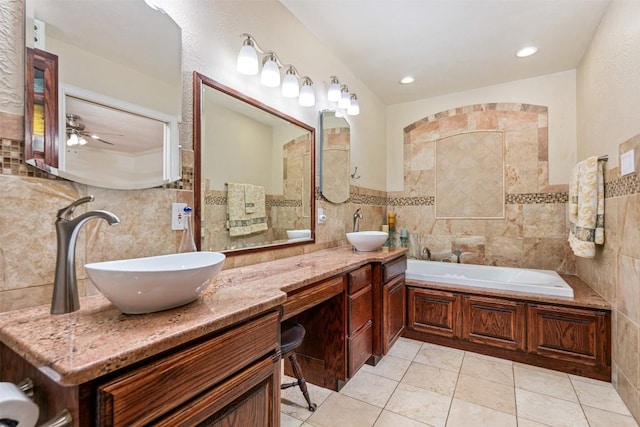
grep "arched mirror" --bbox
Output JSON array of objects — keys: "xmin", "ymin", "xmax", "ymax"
[
  {"xmin": 24, "ymin": 0, "xmax": 182, "ymax": 189},
  {"xmin": 319, "ymin": 110, "xmax": 351, "ymax": 203},
  {"xmin": 194, "ymin": 72, "xmax": 315, "ymax": 254}
]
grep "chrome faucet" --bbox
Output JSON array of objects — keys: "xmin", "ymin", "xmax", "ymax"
[
  {"xmin": 422, "ymin": 247, "xmax": 432, "ymax": 261},
  {"xmin": 51, "ymin": 196, "xmax": 120, "ymax": 314},
  {"xmin": 452, "ymin": 250, "xmax": 462, "ymax": 263},
  {"xmin": 353, "ymin": 208, "xmax": 363, "ymax": 232}
]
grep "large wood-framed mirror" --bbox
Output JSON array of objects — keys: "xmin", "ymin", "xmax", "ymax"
[
  {"xmin": 24, "ymin": 0, "xmax": 182, "ymax": 189},
  {"xmin": 194, "ymin": 72, "xmax": 316, "ymax": 254}
]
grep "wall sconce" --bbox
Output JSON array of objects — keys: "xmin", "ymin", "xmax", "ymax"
[
  {"xmin": 327, "ymin": 76, "xmax": 341, "ymax": 102},
  {"xmin": 236, "ymin": 33, "xmax": 315, "ymax": 107},
  {"xmin": 338, "ymin": 85, "xmax": 351, "ymax": 109},
  {"xmin": 347, "ymin": 94, "xmax": 360, "ymax": 116}
]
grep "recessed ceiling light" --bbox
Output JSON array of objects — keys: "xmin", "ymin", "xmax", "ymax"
[
  {"xmin": 516, "ymin": 46, "xmax": 538, "ymax": 58},
  {"xmin": 400, "ymin": 76, "xmax": 415, "ymax": 85}
]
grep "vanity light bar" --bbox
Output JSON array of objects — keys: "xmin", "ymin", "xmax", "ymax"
[
  {"xmin": 236, "ymin": 33, "xmax": 316, "ymax": 108},
  {"xmin": 326, "ymin": 76, "xmax": 359, "ymax": 116}
]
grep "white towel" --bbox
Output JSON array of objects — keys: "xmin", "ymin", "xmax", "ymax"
[{"xmin": 568, "ymin": 156, "xmax": 605, "ymax": 258}]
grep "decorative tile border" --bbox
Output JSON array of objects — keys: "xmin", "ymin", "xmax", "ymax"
[
  {"xmin": 605, "ymin": 173, "xmax": 640, "ymax": 198},
  {"xmin": 203, "ymin": 194, "xmax": 301, "ymax": 207},
  {"xmin": 506, "ymin": 192, "xmax": 568, "ymax": 204},
  {"xmin": 1, "ymin": 138, "xmax": 62, "ymax": 179}
]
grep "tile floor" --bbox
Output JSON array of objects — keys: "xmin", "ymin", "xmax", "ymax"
[{"xmin": 281, "ymin": 337, "xmax": 638, "ymax": 427}]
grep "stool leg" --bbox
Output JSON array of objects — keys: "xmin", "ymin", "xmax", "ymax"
[{"xmin": 288, "ymin": 353, "xmax": 317, "ymax": 412}]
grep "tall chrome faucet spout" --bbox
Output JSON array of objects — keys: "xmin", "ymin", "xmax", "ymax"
[
  {"xmin": 51, "ymin": 196, "xmax": 120, "ymax": 314},
  {"xmin": 353, "ymin": 208, "xmax": 363, "ymax": 232}
]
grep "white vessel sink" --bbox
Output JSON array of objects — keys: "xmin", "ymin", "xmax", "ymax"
[
  {"xmin": 346, "ymin": 231, "xmax": 388, "ymax": 252},
  {"xmin": 85, "ymin": 251, "xmax": 226, "ymax": 314},
  {"xmin": 287, "ymin": 229, "xmax": 311, "ymax": 240}
]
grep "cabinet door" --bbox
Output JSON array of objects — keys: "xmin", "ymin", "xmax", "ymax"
[
  {"xmin": 407, "ymin": 287, "xmax": 460, "ymax": 338},
  {"xmin": 462, "ymin": 295, "xmax": 526, "ymax": 351},
  {"xmin": 25, "ymin": 48, "xmax": 58, "ymax": 169},
  {"xmin": 528, "ymin": 304, "xmax": 610, "ymax": 368},
  {"xmin": 383, "ymin": 274, "xmax": 406, "ymax": 354}
]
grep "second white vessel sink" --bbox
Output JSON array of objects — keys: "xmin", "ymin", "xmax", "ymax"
[
  {"xmin": 346, "ymin": 231, "xmax": 388, "ymax": 252},
  {"xmin": 85, "ymin": 251, "xmax": 226, "ymax": 314}
]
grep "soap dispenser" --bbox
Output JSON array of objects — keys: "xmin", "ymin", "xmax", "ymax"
[{"xmin": 178, "ymin": 206, "xmax": 197, "ymax": 252}]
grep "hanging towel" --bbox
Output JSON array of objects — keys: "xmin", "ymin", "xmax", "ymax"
[
  {"xmin": 568, "ymin": 156, "xmax": 605, "ymax": 258},
  {"xmin": 226, "ymin": 182, "xmax": 268, "ymax": 237}
]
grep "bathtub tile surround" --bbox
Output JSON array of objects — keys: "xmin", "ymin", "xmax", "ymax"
[
  {"xmin": 394, "ymin": 103, "xmax": 574, "ymax": 272},
  {"xmin": 281, "ymin": 338, "xmax": 637, "ymax": 427}
]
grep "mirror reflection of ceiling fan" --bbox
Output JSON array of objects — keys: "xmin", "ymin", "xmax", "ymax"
[{"xmin": 65, "ymin": 114, "xmax": 120, "ymax": 146}]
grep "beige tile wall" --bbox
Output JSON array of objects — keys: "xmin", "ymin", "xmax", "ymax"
[
  {"xmin": 576, "ymin": 134, "xmax": 640, "ymax": 421},
  {"xmin": 393, "ymin": 103, "xmax": 574, "ymax": 272}
]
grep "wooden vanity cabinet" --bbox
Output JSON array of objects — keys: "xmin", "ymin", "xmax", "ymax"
[
  {"xmin": 347, "ymin": 265, "xmax": 373, "ymax": 377},
  {"xmin": 371, "ymin": 256, "xmax": 407, "ymax": 360},
  {"xmin": 1, "ymin": 311, "xmax": 281, "ymax": 426}
]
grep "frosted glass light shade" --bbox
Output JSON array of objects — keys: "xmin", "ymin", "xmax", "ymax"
[
  {"xmin": 282, "ymin": 70, "xmax": 300, "ymax": 98},
  {"xmin": 260, "ymin": 56, "xmax": 280, "ymax": 87},
  {"xmin": 327, "ymin": 77, "xmax": 341, "ymax": 102},
  {"xmin": 78, "ymin": 136, "xmax": 88, "ymax": 145},
  {"xmin": 67, "ymin": 133, "xmax": 79, "ymax": 146},
  {"xmin": 237, "ymin": 44, "xmax": 259, "ymax": 75},
  {"xmin": 347, "ymin": 95, "xmax": 360, "ymax": 116},
  {"xmin": 338, "ymin": 89, "xmax": 351, "ymax": 109},
  {"xmin": 299, "ymin": 81, "xmax": 315, "ymax": 107}
]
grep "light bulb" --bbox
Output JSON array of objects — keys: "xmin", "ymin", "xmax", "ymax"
[
  {"xmin": 67, "ymin": 133, "xmax": 79, "ymax": 146},
  {"xmin": 78, "ymin": 136, "xmax": 88, "ymax": 145},
  {"xmin": 237, "ymin": 37, "xmax": 259, "ymax": 75},
  {"xmin": 299, "ymin": 79, "xmax": 315, "ymax": 107},
  {"xmin": 347, "ymin": 94, "xmax": 360, "ymax": 116},
  {"xmin": 338, "ymin": 86, "xmax": 351, "ymax": 109},
  {"xmin": 327, "ymin": 76, "xmax": 341, "ymax": 102},
  {"xmin": 281, "ymin": 67, "xmax": 300, "ymax": 98},
  {"xmin": 260, "ymin": 54, "xmax": 280, "ymax": 87}
]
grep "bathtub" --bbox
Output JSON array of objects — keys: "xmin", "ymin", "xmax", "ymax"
[{"xmin": 405, "ymin": 260, "xmax": 574, "ymax": 298}]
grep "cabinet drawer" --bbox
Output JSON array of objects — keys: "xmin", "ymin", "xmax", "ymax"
[
  {"xmin": 348, "ymin": 320, "xmax": 373, "ymax": 377},
  {"xmin": 154, "ymin": 355, "xmax": 279, "ymax": 426},
  {"xmin": 283, "ymin": 276, "xmax": 345, "ymax": 321},
  {"xmin": 383, "ymin": 256, "xmax": 407, "ymax": 282},
  {"xmin": 97, "ymin": 311, "xmax": 279, "ymax": 426},
  {"xmin": 348, "ymin": 265, "xmax": 372, "ymax": 294},
  {"xmin": 349, "ymin": 284, "xmax": 373, "ymax": 334}
]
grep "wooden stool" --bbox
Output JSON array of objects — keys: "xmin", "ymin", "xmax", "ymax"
[{"xmin": 280, "ymin": 323, "xmax": 317, "ymax": 411}]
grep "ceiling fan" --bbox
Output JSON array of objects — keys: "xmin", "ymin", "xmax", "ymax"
[{"xmin": 65, "ymin": 114, "xmax": 119, "ymax": 146}]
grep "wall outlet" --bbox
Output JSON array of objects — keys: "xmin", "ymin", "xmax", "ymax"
[
  {"xmin": 33, "ymin": 18, "xmax": 46, "ymax": 50},
  {"xmin": 171, "ymin": 203, "xmax": 187, "ymax": 230}
]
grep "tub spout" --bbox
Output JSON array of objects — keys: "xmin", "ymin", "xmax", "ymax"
[
  {"xmin": 51, "ymin": 196, "xmax": 120, "ymax": 314},
  {"xmin": 453, "ymin": 250, "xmax": 462, "ymax": 263},
  {"xmin": 422, "ymin": 247, "xmax": 432, "ymax": 261}
]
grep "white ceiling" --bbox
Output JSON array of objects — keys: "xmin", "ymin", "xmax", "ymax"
[{"xmin": 281, "ymin": 0, "xmax": 610, "ymax": 105}]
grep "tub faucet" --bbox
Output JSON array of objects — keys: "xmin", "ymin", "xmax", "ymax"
[
  {"xmin": 51, "ymin": 196, "xmax": 120, "ymax": 314},
  {"xmin": 452, "ymin": 250, "xmax": 462, "ymax": 263},
  {"xmin": 422, "ymin": 247, "xmax": 432, "ymax": 261},
  {"xmin": 353, "ymin": 208, "xmax": 363, "ymax": 232}
]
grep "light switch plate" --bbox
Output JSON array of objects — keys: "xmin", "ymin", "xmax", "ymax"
[{"xmin": 621, "ymin": 149, "xmax": 635, "ymax": 176}]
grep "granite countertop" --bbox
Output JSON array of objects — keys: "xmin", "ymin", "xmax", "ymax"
[{"xmin": 0, "ymin": 247, "xmax": 407, "ymax": 387}]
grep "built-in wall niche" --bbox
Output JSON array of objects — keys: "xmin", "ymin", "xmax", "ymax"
[{"xmin": 435, "ymin": 131, "xmax": 505, "ymax": 219}]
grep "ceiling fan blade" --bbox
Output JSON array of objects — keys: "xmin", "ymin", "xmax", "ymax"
[{"xmin": 78, "ymin": 131, "xmax": 115, "ymax": 145}]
